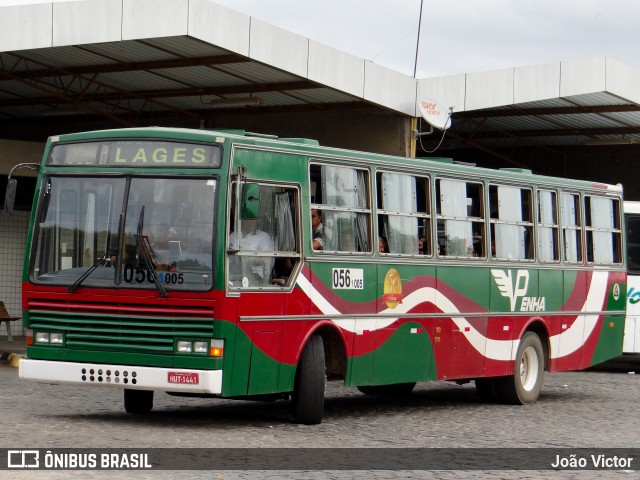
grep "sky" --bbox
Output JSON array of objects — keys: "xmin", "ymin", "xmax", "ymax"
[{"xmin": 1, "ymin": 0, "xmax": 638, "ymax": 77}]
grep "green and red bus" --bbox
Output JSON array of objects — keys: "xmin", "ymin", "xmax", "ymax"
[{"xmin": 6, "ymin": 127, "xmax": 626, "ymax": 424}]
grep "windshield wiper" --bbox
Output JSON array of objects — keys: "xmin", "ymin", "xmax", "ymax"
[
  {"xmin": 135, "ymin": 232, "xmax": 168, "ymax": 298},
  {"xmin": 68, "ymin": 247, "xmax": 116, "ymax": 293},
  {"xmin": 135, "ymin": 206, "xmax": 168, "ymax": 298}
]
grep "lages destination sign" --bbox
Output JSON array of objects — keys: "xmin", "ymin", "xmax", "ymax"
[{"xmin": 48, "ymin": 140, "xmax": 222, "ymax": 168}]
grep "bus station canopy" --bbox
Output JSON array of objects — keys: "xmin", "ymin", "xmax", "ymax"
[{"xmin": 1, "ymin": 0, "xmax": 640, "ymax": 155}]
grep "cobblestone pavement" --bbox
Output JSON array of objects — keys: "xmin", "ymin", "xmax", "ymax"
[{"xmin": 1, "ymin": 355, "xmax": 639, "ymax": 479}]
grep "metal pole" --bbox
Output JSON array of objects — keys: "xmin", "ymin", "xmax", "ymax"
[{"xmin": 413, "ymin": 0, "xmax": 424, "ymax": 78}]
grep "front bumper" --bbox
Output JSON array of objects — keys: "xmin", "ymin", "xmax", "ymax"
[{"xmin": 19, "ymin": 359, "xmax": 222, "ymax": 394}]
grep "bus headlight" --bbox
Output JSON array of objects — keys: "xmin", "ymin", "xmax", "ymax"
[
  {"xmin": 50, "ymin": 333, "xmax": 64, "ymax": 344},
  {"xmin": 35, "ymin": 332, "xmax": 50, "ymax": 343},
  {"xmin": 177, "ymin": 341, "xmax": 193, "ymax": 353},
  {"xmin": 193, "ymin": 341, "xmax": 208, "ymax": 353},
  {"xmin": 33, "ymin": 331, "xmax": 64, "ymax": 344}
]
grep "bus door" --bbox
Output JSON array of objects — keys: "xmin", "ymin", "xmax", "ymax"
[{"xmin": 227, "ymin": 179, "xmax": 302, "ymax": 395}]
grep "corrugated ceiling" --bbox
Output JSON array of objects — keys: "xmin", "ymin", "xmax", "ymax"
[{"xmin": 1, "ymin": 34, "xmax": 640, "ymax": 156}]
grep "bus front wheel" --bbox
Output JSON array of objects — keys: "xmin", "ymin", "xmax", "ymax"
[
  {"xmin": 496, "ymin": 331, "xmax": 544, "ymax": 404},
  {"xmin": 291, "ymin": 334, "xmax": 326, "ymax": 425},
  {"xmin": 124, "ymin": 389, "xmax": 154, "ymax": 414}
]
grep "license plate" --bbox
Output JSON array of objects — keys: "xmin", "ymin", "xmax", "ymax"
[{"xmin": 168, "ymin": 371, "xmax": 199, "ymax": 384}]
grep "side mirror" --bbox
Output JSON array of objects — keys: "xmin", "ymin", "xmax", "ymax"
[
  {"xmin": 241, "ymin": 183, "xmax": 260, "ymax": 219},
  {"xmin": 3, "ymin": 178, "xmax": 17, "ymax": 215}
]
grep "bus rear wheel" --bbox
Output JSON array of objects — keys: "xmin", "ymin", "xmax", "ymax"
[
  {"xmin": 291, "ymin": 334, "xmax": 326, "ymax": 425},
  {"xmin": 357, "ymin": 383, "xmax": 416, "ymax": 396},
  {"xmin": 124, "ymin": 389, "xmax": 154, "ymax": 414},
  {"xmin": 495, "ymin": 331, "xmax": 544, "ymax": 405}
]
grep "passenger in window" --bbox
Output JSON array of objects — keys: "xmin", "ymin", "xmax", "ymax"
[
  {"xmin": 379, "ymin": 236, "xmax": 389, "ymax": 253},
  {"xmin": 229, "ymin": 218, "xmax": 273, "ymax": 250},
  {"xmin": 229, "ymin": 218, "xmax": 274, "ymax": 284},
  {"xmin": 311, "ymin": 209, "xmax": 325, "ymax": 250},
  {"xmin": 472, "ymin": 224, "xmax": 483, "ymax": 257},
  {"xmin": 418, "ymin": 236, "xmax": 426, "ymax": 254}
]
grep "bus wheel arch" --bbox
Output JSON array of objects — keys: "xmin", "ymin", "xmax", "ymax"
[
  {"xmin": 523, "ymin": 319, "xmax": 550, "ymax": 372},
  {"xmin": 315, "ymin": 324, "xmax": 347, "ymax": 381}
]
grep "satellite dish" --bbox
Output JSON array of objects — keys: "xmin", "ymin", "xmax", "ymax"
[{"xmin": 418, "ymin": 99, "xmax": 452, "ymax": 130}]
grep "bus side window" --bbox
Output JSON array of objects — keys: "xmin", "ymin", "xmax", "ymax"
[
  {"xmin": 626, "ymin": 215, "xmax": 640, "ymax": 272},
  {"xmin": 376, "ymin": 171, "xmax": 430, "ymax": 255},
  {"xmin": 585, "ymin": 195, "xmax": 622, "ymax": 264},
  {"xmin": 561, "ymin": 193, "xmax": 583, "ymax": 263},
  {"xmin": 489, "ymin": 184, "xmax": 533, "ymax": 261},
  {"xmin": 436, "ymin": 178, "xmax": 485, "ymax": 258},
  {"xmin": 228, "ymin": 183, "xmax": 300, "ymax": 289},
  {"xmin": 310, "ymin": 163, "xmax": 371, "ymax": 254},
  {"xmin": 537, "ymin": 189, "xmax": 559, "ymax": 262}
]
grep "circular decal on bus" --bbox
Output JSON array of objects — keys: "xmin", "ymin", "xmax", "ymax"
[
  {"xmin": 383, "ymin": 268, "xmax": 403, "ymax": 309},
  {"xmin": 613, "ymin": 283, "xmax": 620, "ymax": 301}
]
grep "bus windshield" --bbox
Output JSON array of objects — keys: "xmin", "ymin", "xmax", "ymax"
[{"xmin": 32, "ymin": 175, "xmax": 216, "ymax": 292}]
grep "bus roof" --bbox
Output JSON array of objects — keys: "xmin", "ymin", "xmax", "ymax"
[{"xmin": 49, "ymin": 126, "xmax": 624, "ymax": 194}]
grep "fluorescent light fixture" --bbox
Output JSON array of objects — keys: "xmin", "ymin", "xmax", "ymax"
[
  {"xmin": 584, "ymin": 137, "xmax": 636, "ymax": 146},
  {"xmin": 209, "ymin": 96, "xmax": 265, "ymax": 107}
]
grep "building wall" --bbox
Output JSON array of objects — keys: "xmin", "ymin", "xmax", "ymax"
[
  {"xmin": 0, "ymin": 139, "xmax": 44, "ymax": 175},
  {"xmin": 0, "ymin": 210, "xmax": 29, "ymax": 338},
  {"xmin": 0, "ymin": 138, "xmax": 41, "ymax": 336},
  {"xmin": 205, "ymin": 110, "xmax": 412, "ymax": 157}
]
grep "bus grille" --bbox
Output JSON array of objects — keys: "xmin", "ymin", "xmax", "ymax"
[{"xmin": 25, "ymin": 298, "xmax": 215, "ymax": 354}]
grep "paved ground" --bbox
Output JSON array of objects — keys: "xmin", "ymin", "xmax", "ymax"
[{"xmin": 1, "ymin": 343, "xmax": 639, "ymax": 479}]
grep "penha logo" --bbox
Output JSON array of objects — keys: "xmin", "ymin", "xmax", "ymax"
[
  {"xmin": 491, "ymin": 269, "xmax": 546, "ymax": 312},
  {"xmin": 382, "ymin": 268, "xmax": 403, "ymax": 309}
]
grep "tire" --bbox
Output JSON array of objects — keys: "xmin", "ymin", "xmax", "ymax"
[
  {"xmin": 474, "ymin": 378, "xmax": 499, "ymax": 403},
  {"xmin": 124, "ymin": 389, "xmax": 154, "ymax": 414},
  {"xmin": 495, "ymin": 332, "xmax": 544, "ymax": 405},
  {"xmin": 357, "ymin": 383, "xmax": 416, "ymax": 396},
  {"xmin": 291, "ymin": 334, "xmax": 326, "ymax": 425}
]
